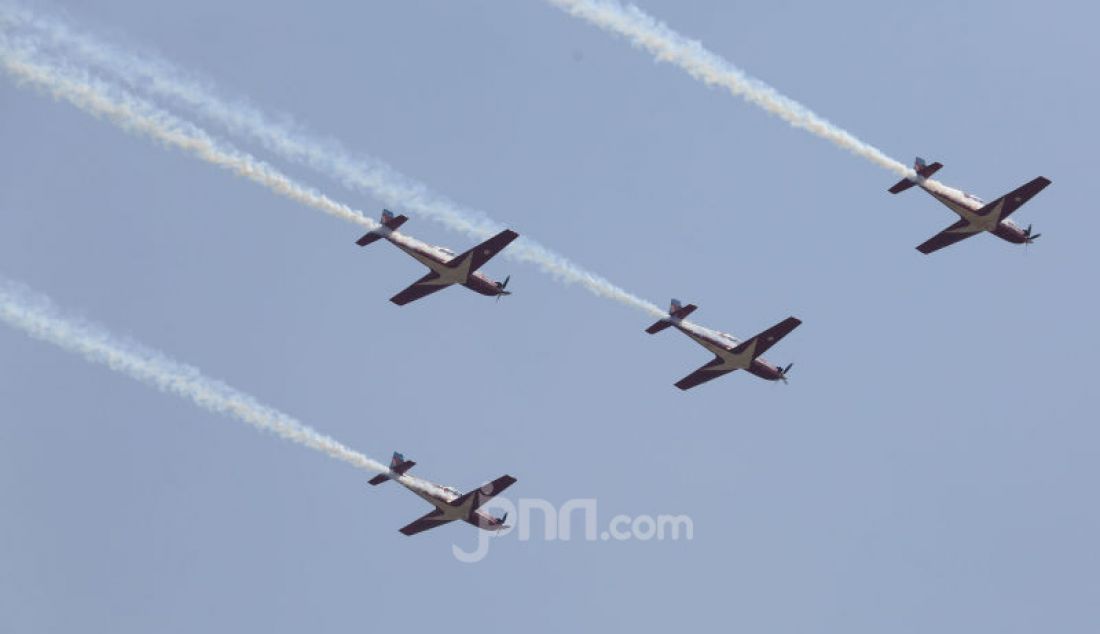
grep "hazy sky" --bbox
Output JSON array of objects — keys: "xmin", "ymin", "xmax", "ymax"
[{"xmin": 1, "ymin": 1, "xmax": 1097, "ymax": 632}]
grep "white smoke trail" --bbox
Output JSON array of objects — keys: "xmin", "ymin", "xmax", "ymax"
[
  {"xmin": 0, "ymin": 33, "xmax": 456, "ymax": 260},
  {"xmin": 546, "ymin": 0, "xmax": 964, "ymax": 198},
  {"xmin": 0, "ymin": 276, "xmax": 447, "ymax": 498},
  {"xmin": 0, "ymin": 4, "xmax": 501, "ymax": 238},
  {"xmin": 0, "ymin": 7, "xmax": 666, "ymax": 317}
]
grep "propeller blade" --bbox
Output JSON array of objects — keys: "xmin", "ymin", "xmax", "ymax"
[
  {"xmin": 1030, "ymin": 233, "xmax": 1041, "ymax": 241},
  {"xmin": 1026, "ymin": 224, "xmax": 1033, "ymax": 237},
  {"xmin": 777, "ymin": 363, "xmax": 792, "ymax": 384},
  {"xmin": 500, "ymin": 275, "xmax": 510, "ymax": 290}
]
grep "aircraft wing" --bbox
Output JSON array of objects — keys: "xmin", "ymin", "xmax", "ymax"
[
  {"xmin": 446, "ymin": 230, "xmax": 519, "ymax": 273},
  {"xmin": 916, "ymin": 219, "xmax": 979, "ymax": 254},
  {"xmin": 448, "ymin": 475, "xmax": 517, "ymax": 511},
  {"xmin": 730, "ymin": 316, "xmax": 802, "ymax": 359},
  {"xmin": 674, "ymin": 355, "xmax": 736, "ymax": 390},
  {"xmin": 390, "ymin": 271, "xmax": 453, "ymax": 305},
  {"xmin": 398, "ymin": 509, "xmax": 455, "ymax": 536},
  {"xmin": 978, "ymin": 176, "xmax": 1052, "ymax": 221}
]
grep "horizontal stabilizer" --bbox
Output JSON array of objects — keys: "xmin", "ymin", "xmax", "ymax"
[
  {"xmin": 356, "ymin": 210, "xmax": 408, "ymax": 246},
  {"xmin": 645, "ymin": 301, "xmax": 698, "ymax": 334},
  {"xmin": 645, "ymin": 320, "xmax": 674, "ymax": 334},
  {"xmin": 355, "ymin": 232, "xmax": 384, "ymax": 247},
  {"xmin": 369, "ymin": 452, "xmax": 416, "ymax": 485},
  {"xmin": 889, "ymin": 159, "xmax": 943, "ymax": 194},
  {"xmin": 887, "ymin": 178, "xmax": 916, "ymax": 195}
]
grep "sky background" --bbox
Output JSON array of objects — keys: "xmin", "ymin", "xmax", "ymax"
[{"xmin": 1, "ymin": 1, "xmax": 1097, "ymax": 632}]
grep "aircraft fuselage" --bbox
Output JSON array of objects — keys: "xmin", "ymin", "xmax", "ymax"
[
  {"xmin": 388, "ymin": 235, "xmax": 507, "ymax": 297},
  {"xmin": 395, "ymin": 473, "xmax": 506, "ymax": 531},
  {"xmin": 672, "ymin": 322, "xmax": 785, "ymax": 381},
  {"xmin": 920, "ymin": 184, "xmax": 1028, "ymax": 244}
]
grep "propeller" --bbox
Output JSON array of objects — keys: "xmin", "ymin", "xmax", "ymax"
[
  {"xmin": 495, "ymin": 275, "xmax": 512, "ymax": 302},
  {"xmin": 1024, "ymin": 224, "xmax": 1041, "ymax": 243},
  {"xmin": 778, "ymin": 362, "xmax": 794, "ymax": 384}
]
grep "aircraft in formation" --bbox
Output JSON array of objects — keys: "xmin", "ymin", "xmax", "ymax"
[
  {"xmin": 889, "ymin": 157, "xmax": 1052, "ymax": 254},
  {"xmin": 352, "ymin": 157, "xmax": 1054, "ymax": 530},
  {"xmin": 369, "ymin": 452, "xmax": 516, "ymax": 536},
  {"xmin": 645, "ymin": 300, "xmax": 801, "ymax": 390},
  {"xmin": 356, "ymin": 210, "xmax": 518, "ymax": 305},
  {"xmin": 356, "ymin": 154, "xmax": 1052, "ymax": 395}
]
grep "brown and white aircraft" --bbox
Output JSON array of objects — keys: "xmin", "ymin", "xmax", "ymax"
[
  {"xmin": 369, "ymin": 452, "xmax": 516, "ymax": 536},
  {"xmin": 356, "ymin": 210, "xmax": 519, "ymax": 305},
  {"xmin": 646, "ymin": 300, "xmax": 802, "ymax": 390},
  {"xmin": 889, "ymin": 157, "xmax": 1051, "ymax": 254}
]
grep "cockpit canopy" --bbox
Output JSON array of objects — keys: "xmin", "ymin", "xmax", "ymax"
[
  {"xmin": 963, "ymin": 192, "xmax": 984, "ymax": 204},
  {"xmin": 443, "ymin": 486, "xmax": 461, "ymax": 496},
  {"xmin": 436, "ymin": 246, "xmax": 456, "ymax": 257}
]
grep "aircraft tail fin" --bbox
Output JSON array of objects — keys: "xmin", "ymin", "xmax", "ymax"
[
  {"xmin": 645, "ymin": 299, "xmax": 698, "ymax": 334},
  {"xmin": 888, "ymin": 157, "xmax": 943, "ymax": 194},
  {"xmin": 368, "ymin": 451, "xmax": 417, "ymax": 485},
  {"xmin": 356, "ymin": 209, "xmax": 409, "ymax": 246}
]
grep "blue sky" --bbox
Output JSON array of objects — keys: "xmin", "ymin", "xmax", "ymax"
[{"xmin": 1, "ymin": 1, "xmax": 1097, "ymax": 632}]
